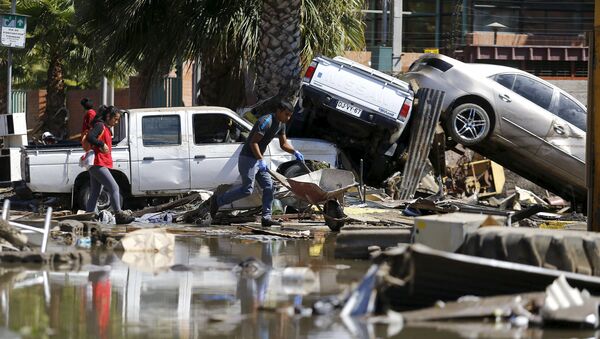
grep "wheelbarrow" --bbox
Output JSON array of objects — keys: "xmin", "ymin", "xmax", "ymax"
[{"xmin": 268, "ymin": 168, "xmax": 357, "ymax": 231}]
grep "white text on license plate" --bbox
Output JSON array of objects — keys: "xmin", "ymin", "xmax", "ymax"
[{"xmin": 336, "ymin": 101, "xmax": 362, "ymax": 117}]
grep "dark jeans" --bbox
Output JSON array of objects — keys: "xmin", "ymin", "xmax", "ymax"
[{"xmin": 216, "ymin": 155, "xmax": 274, "ymax": 219}]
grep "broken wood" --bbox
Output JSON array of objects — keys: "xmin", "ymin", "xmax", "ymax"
[
  {"xmin": 132, "ymin": 192, "xmax": 202, "ymax": 217},
  {"xmin": 238, "ymin": 225, "xmax": 311, "ymax": 239},
  {"xmin": 0, "ymin": 219, "xmax": 28, "ymax": 249}
]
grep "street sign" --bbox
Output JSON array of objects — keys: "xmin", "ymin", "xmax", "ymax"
[{"xmin": 0, "ymin": 14, "xmax": 26, "ymax": 48}]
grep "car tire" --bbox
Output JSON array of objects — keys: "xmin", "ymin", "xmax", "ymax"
[
  {"xmin": 447, "ymin": 103, "xmax": 492, "ymax": 146},
  {"xmin": 77, "ymin": 180, "xmax": 124, "ymax": 212},
  {"xmin": 283, "ymin": 162, "xmax": 310, "ymax": 179}
]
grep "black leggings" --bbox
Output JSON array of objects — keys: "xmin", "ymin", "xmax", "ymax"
[{"xmin": 86, "ymin": 165, "xmax": 121, "ymax": 212}]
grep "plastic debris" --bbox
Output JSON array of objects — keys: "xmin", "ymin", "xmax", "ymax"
[
  {"xmin": 96, "ymin": 210, "xmax": 116, "ymax": 225},
  {"xmin": 340, "ymin": 264, "xmax": 379, "ymax": 317},
  {"xmin": 75, "ymin": 236, "xmax": 92, "ymax": 249},
  {"xmin": 281, "ymin": 267, "xmax": 317, "ymax": 295},
  {"xmin": 118, "ymin": 228, "xmax": 175, "ymax": 253}
]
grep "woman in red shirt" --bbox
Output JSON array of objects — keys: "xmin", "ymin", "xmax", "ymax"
[
  {"xmin": 85, "ymin": 106, "xmax": 134, "ymax": 224},
  {"xmin": 81, "ymin": 98, "xmax": 96, "ymax": 135}
]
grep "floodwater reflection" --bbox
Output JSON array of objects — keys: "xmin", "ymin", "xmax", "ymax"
[
  {"xmin": 0, "ymin": 230, "xmax": 369, "ymax": 338},
  {"xmin": 0, "ymin": 229, "xmax": 596, "ymax": 339}
]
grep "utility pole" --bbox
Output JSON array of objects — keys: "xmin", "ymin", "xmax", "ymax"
[
  {"xmin": 6, "ymin": 0, "xmax": 15, "ymax": 115},
  {"xmin": 587, "ymin": 0, "xmax": 600, "ymax": 231},
  {"xmin": 382, "ymin": 0, "xmax": 388, "ymax": 46}
]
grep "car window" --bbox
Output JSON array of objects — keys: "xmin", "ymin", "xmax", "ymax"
[
  {"xmin": 553, "ymin": 94, "xmax": 587, "ymax": 131},
  {"xmin": 193, "ymin": 114, "xmax": 249, "ymax": 144},
  {"xmin": 142, "ymin": 115, "xmax": 181, "ymax": 146},
  {"xmin": 494, "ymin": 74, "xmax": 515, "ymax": 90},
  {"xmin": 512, "ymin": 75, "xmax": 554, "ymax": 109}
]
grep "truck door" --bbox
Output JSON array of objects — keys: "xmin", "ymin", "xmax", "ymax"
[
  {"xmin": 136, "ymin": 112, "xmax": 191, "ymax": 191},
  {"xmin": 188, "ymin": 112, "xmax": 251, "ymax": 190}
]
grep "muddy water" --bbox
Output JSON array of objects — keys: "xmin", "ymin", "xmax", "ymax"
[{"xmin": 0, "ymin": 228, "xmax": 598, "ymax": 339}]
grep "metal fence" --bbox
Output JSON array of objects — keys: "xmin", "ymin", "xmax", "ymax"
[{"xmin": 147, "ymin": 77, "xmax": 183, "ymax": 108}]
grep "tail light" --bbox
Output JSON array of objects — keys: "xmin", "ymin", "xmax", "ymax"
[
  {"xmin": 399, "ymin": 99, "xmax": 413, "ymax": 120},
  {"xmin": 303, "ymin": 61, "xmax": 318, "ymax": 83}
]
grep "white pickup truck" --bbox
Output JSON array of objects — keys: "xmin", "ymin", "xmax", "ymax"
[
  {"xmin": 289, "ymin": 55, "xmax": 415, "ymax": 185},
  {"xmin": 21, "ymin": 106, "xmax": 339, "ymax": 210}
]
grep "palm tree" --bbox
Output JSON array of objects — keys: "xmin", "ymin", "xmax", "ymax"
[
  {"xmin": 17, "ymin": 0, "xmax": 92, "ymax": 138},
  {"xmin": 78, "ymin": 0, "xmax": 365, "ymax": 109},
  {"xmin": 254, "ymin": 0, "xmax": 302, "ymax": 102}
]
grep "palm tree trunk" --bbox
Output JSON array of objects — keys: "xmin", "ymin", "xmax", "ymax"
[
  {"xmin": 43, "ymin": 54, "xmax": 68, "ymax": 139},
  {"xmin": 255, "ymin": 0, "xmax": 302, "ymax": 103},
  {"xmin": 199, "ymin": 54, "xmax": 246, "ymax": 109}
]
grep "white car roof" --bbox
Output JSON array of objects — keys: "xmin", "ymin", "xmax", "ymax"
[{"xmin": 417, "ymin": 53, "xmax": 587, "ymax": 109}]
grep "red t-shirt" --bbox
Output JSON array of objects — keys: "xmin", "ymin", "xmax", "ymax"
[
  {"xmin": 82, "ymin": 109, "xmax": 97, "ymax": 135},
  {"xmin": 93, "ymin": 125, "xmax": 113, "ymax": 168}
]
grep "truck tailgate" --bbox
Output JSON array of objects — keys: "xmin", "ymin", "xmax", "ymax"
[{"xmin": 308, "ymin": 59, "xmax": 410, "ymax": 120}]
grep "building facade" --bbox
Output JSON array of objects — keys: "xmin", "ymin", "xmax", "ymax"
[{"xmin": 365, "ymin": 0, "xmax": 593, "ymax": 79}]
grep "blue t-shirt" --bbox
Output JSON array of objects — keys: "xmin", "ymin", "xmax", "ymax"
[{"xmin": 240, "ymin": 113, "xmax": 285, "ymax": 157}]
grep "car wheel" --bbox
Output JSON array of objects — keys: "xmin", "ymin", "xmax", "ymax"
[
  {"xmin": 283, "ymin": 162, "xmax": 310, "ymax": 179},
  {"xmin": 447, "ymin": 103, "xmax": 491, "ymax": 146},
  {"xmin": 77, "ymin": 181, "xmax": 123, "ymax": 212}
]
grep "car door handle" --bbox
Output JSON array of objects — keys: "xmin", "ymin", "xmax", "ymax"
[
  {"xmin": 553, "ymin": 125, "xmax": 566, "ymax": 135},
  {"xmin": 499, "ymin": 94, "xmax": 511, "ymax": 102},
  {"xmin": 143, "ymin": 157, "xmax": 154, "ymax": 161},
  {"xmin": 194, "ymin": 155, "xmax": 206, "ymax": 160}
]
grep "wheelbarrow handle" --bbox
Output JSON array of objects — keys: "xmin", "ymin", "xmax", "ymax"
[
  {"xmin": 299, "ymin": 161, "xmax": 312, "ymax": 174},
  {"xmin": 267, "ymin": 168, "xmax": 292, "ymax": 190}
]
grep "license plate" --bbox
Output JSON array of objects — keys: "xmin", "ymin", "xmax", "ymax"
[{"xmin": 336, "ymin": 100, "xmax": 362, "ymax": 117}]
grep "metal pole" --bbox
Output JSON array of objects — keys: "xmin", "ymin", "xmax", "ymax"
[
  {"xmin": 381, "ymin": 0, "xmax": 388, "ymax": 46},
  {"xmin": 360, "ymin": 159, "xmax": 365, "ymax": 203},
  {"xmin": 587, "ymin": 0, "xmax": 600, "ymax": 231},
  {"xmin": 392, "ymin": 0, "xmax": 404, "ymax": 74},
  {"xmin": 101, "ymin": 77, "xmax": 108, "ymax": 105},
  {"xmin": 435, "ymin": 0, "xmax": 441, "ymax": 48},
  {"xmin": 6, "ymin": 0, "xmax": 16, "ymax": 115}
]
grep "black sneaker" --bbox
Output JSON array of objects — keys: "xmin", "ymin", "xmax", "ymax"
[
  {"xmin": 209, "ymin": 195, "xmax": 219, "ymax": 218},
  {"xmin": 261, "ymin": 218, "xmax": 282, "ymax": 227},
  {"xmin": 115, "ymin": 211, "xmax": 135, "ymax": 224}
]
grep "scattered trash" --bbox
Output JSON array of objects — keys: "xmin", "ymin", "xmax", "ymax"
[
  {"xmin": 239, "ymin": 225, "xmax": 311, "ymax": 239},
  {"xmin": 232, "ymin": 257, "xmax": 267, "ymax": 279},
  {"xmin": 542, "ymin": 275, "xmax": 600, "ymax": 328},
  {"xmin": 75, "ymin": 236, "xmax": 92, "ymax": 249},
  {"xmin": 281, "ymin": 267, "xmax": 317, "ymax": 295},
  {"xmin": 96, "ymin": 210, "xmax": 115, "ymax": 225},
  {"xmin": 138, "ymin": 211, "xmax": 175, "ymax": 224},
  {"xmin": 120, "ymin": 250, "xmax": 174, "ymax": 274},
  {"xmin": 117, "ymin": 228, "xmax": 175, "ymax": 253}
]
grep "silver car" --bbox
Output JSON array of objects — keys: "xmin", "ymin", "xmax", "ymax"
[{"xmin": 402, "ymin": 54, "xmax": 587, "ymax": 203}]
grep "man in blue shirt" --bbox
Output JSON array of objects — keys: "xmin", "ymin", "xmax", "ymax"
[{"xmin": 211, "ymin": 100, "xmax": 304, "ymax": 227}]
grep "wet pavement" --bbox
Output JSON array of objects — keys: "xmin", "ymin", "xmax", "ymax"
[{"xmin": 0, "ymin": 226, "xmax": 598, "ymax": 338}]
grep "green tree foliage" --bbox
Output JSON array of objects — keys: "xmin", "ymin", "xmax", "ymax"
[{"xmin": 79, "ymin": 0, "xmax": 365, "ymax": 109}]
